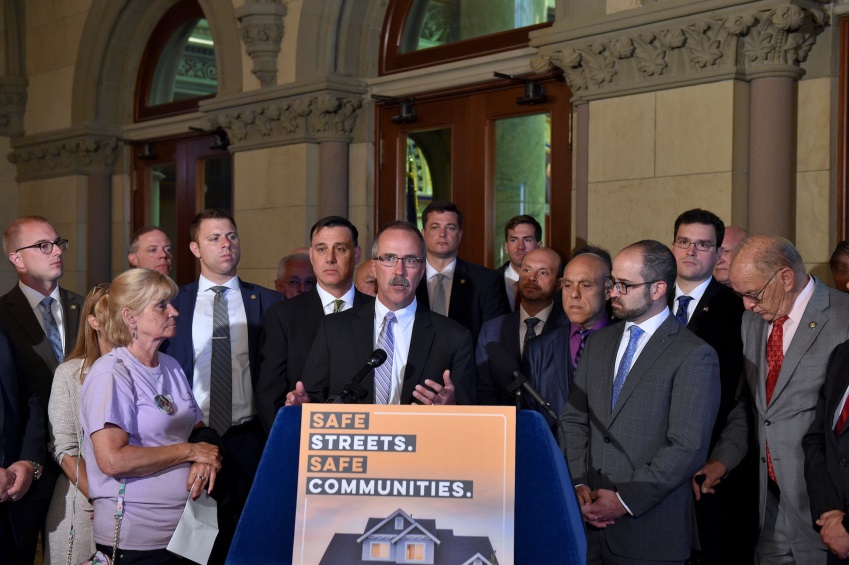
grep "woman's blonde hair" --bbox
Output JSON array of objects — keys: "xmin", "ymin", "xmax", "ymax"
[
  {"xmin": 66, "ymin": 283, "xmax": 110, "ymax": 380},
  {"xmin": 101, "ymin": 269, "xmax": 178, "ymax": 347}
]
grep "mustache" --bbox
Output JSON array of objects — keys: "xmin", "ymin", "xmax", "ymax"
[{"xmin": 388, "ymin": 276, "xmax": 410, "ymax": 288}]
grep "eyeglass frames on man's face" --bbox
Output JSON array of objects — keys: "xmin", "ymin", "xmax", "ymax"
[
  {"xmin": 733, "ymin": 268, "xmax": 783, "ymax": 304},
  {"xmin": 375, "ymin": 254, "xmax": 424, "ymax": 268},
  {"xmin": 605, "ymin": 276, "xmax": 660, "ymax": 295},
  {"xmin": 15, "ymin": 238, "xmax": 69, "ymax": 255},
  {"xmin": 672, "ymin": 238, "xmax": 716, "ymax": 252}
]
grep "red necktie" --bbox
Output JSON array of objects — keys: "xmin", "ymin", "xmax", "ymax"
[
  {"xmin": 765, "ymin": 316, "xmax": 788, "ymax": 482},
  {"xmin": 836, "ymin": 394, "xmax": 849, "ymax": 436}
]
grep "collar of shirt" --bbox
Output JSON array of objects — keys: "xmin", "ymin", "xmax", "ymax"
[
  {"xmin": 505, "ymin": 263, "xmax": 520, "ymax": 283},
  {"xmin": 519, "ymin": 302, "xmax": 554, "ymax": 326},
  {"xmin": 769, "ymin": 274, "xmax": 815, "ymax": 353},
  {"xmin": 198, "ymin": 274, "xmax": 240, "ymax": 293},
  {"xmin": 615, "ymin": 308, "xmax": 671, "ymax": 376},
  {"xmin": 315, "ymin": 283, "xmax": 356, "ymax": 314},
  {"xmin": 674, "ymin": 276, "xmax": 712, "ymax": 310},
  {"xmin": 18, "ymin": 280, "xmax": 61, "ymax": 311},
  {"xmin": 571, "ymin": 315, "xmax": 612, "ymax": 339},
  {"xmin": 426, "ymin": 258, "xmax": 456, "ymax": 281},
  {"xmin": 375, "ymin": 297, "xmax": 417, "ymax": 332}
]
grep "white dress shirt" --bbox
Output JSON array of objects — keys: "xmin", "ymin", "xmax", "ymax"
[
  {"xmin": 373, "ymin": 298, "xmax": 417, "ymax": 404},
  {"xmin": 191, "ymin": 275, "xmax": 253, "ymax": 426},
  {"xmin": 504, "ymin": 264, "xmax": 520, "ymax": 311},
  {"xmin": 316, "ymin": 284, "xmax": 356, "ymax": 314},
  {"xmin": 673, "ymin": 277, "xmax": 712, "ymax": 324},
  {"xmin": 425, "ymin": 259, "xmax": 456, "ymax": 311},
  {"xmin": 614, "ymin": 307, "xmax": 671, "ymax": 385},
  {"xmin": 19, "ymin": 281, "xmax": 65, "ymax": 351},
  {"xmin": 519, "ymin": 303, "xmax": 554, "ymax": 356}
]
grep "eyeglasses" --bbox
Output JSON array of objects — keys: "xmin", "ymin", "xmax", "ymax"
[
  {"xmin": 15, "ymin": 238, "xmax": 69, "ymax": 254},
  {"xmin": 375, "ymin": 254, "xmax": 424, "ymax": 268},
  {"xmin": 605, "ymin": 276, "xmax": 660, "ymax": 295},
  {"xmin": 734, "ymin": 268, "xmax": 783, "ymax": 304},
  {"xmin": 673, "ymin": 238, "xmax": 716, "ymax": 252}
]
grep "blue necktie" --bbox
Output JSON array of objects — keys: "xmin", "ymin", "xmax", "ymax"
[
  {"xmin": 676, "ymin": 295, "xmax": 693, "ymax": 326},
  {"xmin": 611, "ymin": 325, "xmax": 644, "ymax": 410},
  {"xmin": 374, "ymin": 312, "xmax": 396, "ymax": 404},
  {"xmin": 40, "ymin": 297, "xmax": 63, "ymax": 363}
]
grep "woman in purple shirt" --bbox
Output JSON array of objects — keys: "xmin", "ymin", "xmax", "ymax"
[{"xmin": 80, "ymin": 269, "xmax": 222, "ymax": 565}]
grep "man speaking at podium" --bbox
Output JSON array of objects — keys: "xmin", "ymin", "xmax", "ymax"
[{"xmin": 286, "ymin": 220, "xmax": 475, "ymax": 406}]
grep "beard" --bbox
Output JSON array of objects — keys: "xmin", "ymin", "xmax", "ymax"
[{"xmin": 610, "ymin": 286, "xmax": 652, "ymax": 322}]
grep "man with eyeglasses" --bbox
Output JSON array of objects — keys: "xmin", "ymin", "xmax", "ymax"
[
  {"xmin": 0, "ymin": 215, "xmax": 83, "ymax": 564},
  {"xmin": 667, "ymin": 209, "xmax": 753, "ymax": 565},
  {"xmin": 698, "ymin": 235, "xmax": 849, "ymax": 564},
  {"xmin": 560, "ymin": 240, "xmax": 720, "ymax": 564},
  {"xmin": 256, "ymin": 216, "xmax": 373, "ymax": 434},
  {"xmin": 287, "ymin": 220, "xmax": 475, "ymax": 406},
  {"xmin": 127, "ymin": 225, "xmax": 173, "ymax": 276},
  {"xmin": 476, "ymin": 247, "xmax": 568, "ymax": 407},
  {"xmin": 273, "ymin": 252, "xmax": 316, "ymax": 298},
  {"xmin": 415, "ymin": 201, "xmax": 509, "ymax": 343}
]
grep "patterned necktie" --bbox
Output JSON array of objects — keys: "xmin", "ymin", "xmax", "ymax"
[
  {"xmin": 676, "ymin": 295, "xmax": 693, "ymax": 326},
  {"xmin": 611, "ymin": 325, "xmax": 644, "ymax": 410},
  {"xmin": 374, "ymin": 312, "xmax": 396, "ymax": 404},
  {"xmin": 431, "ymin": 273, "xmax": 448, "ymax": 316},
  {"xmin": 523, "ymin": 317, "xmax": 541, "ymax": 356},
  {"xmin": 765, "ymin": 316, "xmax": 788, "ymax": 482},
  {"xmin": 40, "ymin": 296, "xmax": 63, "ymax": 363},
  {"xmin": 332, "ymin": 299, "xmax": 344, "ymax": 313},
  {"xmin": 573, "ymin": 328, "xmax": 591, "ymax": 372},
  {"xmin": 209, "ymin": 286, "xmax": 232, "ymax": 435}
]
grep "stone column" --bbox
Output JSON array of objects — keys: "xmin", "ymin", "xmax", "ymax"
[
  {"xmin": 86, "ymin": 172, "xmax": 112, "ymax": 286},
  {"xmin": 318, "ymin": 140, "xmax": 349, "ymax": 218},
  {"xmin": 573, "ymin": 102, "xmax": 590, "ymax": 249},
  {"xmin": 747, "ymin": 74, "xmax": 798, "ymax": 239}
]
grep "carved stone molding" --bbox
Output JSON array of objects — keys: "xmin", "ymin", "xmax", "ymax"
[
  {"xmin": 0, "ymin": 77, "xmax": 27, "ymax": 138},
  {"xmin": 531, "ymin": 1, "xmax": 828, "ymax": 101},
  {"xmin": 8, "ymin": 130, "xmax": 120, "ymax": 181},
  {"xmin": 235, "ymin": 0, "xmax": 286, "ymax": 87},
  {"xmin": 200, "ymin": 85, "xmax": 365, "ymax": 151}
]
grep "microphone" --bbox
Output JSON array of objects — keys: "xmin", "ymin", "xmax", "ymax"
[
  {"xmin": 510, "ymin": 369, "xmax": 561, "ymax": 424},
  {"xmin": 331, "ymin": 349, "xmax": 388, "ymax": 404},
  {"xmin": 483, "ymin": 343, "xmax": 560, "ymax": 422}
]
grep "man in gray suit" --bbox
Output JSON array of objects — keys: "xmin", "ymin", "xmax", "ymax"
[
  {"xmin": 561, "ymin": 240, "xmax": 720, "ymax": 564},
  {"xmin": 698, "ymin": 235, "xmax": 849, "ymax": 564}
]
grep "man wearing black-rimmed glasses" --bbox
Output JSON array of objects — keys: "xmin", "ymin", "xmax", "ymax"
[
  {"xmin": 701, "ymin": 235, "xmax": 849, "ymax": 564},
  {"xmin": 0, "ymin": 215, "xmax": 83, "ymax": 564}
]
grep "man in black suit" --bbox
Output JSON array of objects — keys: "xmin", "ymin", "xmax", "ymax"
[
  {"xmin": 804, "ymin": 339, "xmax": 849, "ymax": 563},
  {"xmin": 415, "ymin": 201, "xmax": 509, "ymax": 342},
  {"xmin": 0, "ymin": 215, "xmax": 83, "ymax": 564},
  {"xmin": 495, "ymin": 215, "xmax": 542, "ymax": 311},
  {"xmin": 287, "ymin": 220, "xmax": 475, "ymax": 406},
  {"xmin": 160, "ymin": 208, "xmax": 281, "ymax": 564},
  {"xmin": 667, "ymin": 209, "xmax": 753, "ymax": 565},
  {"xmin": 0, "ymin": 328, "xmax": 45, "ymax": 563},
  {"xmin": 477, "ymin": 247, "xmax": 567, "ymax": 405},
  {"xmin": 256, "ymin": 216, "xmax": 373, "ymax": 433}
]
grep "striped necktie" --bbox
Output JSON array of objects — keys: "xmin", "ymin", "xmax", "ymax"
[
  {"xmin": 209, "ymin": 286, "xmax": 232, "ymax": 435},
  {"xmin": 374, "ymin": 312, "xmax": 396, "ymax": 404}
]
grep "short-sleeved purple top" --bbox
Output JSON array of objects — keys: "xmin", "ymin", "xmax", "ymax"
[{"xmin": 80, "ymin": 347, "xmax": 202, "ymax": 550}]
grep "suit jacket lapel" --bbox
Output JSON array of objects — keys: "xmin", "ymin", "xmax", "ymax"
[
  {"xmin": 771, "ymin": 280, "xmax": 829, "ymax": 404},
  {"xmin": 6, "ymin": 285, "xmax": 57, "ymax": 369},
  {"xmin": 401, "ymin": 307, "xmax": 435, "ymax": 401},
  {"xmin": 239, "ymin": 280, "xmax": 262, "ymax": 382},
  {"xmin": 688, "ymin": 279, "xmax": 720, "ymax": 329},
  {"xmin": 500, "ymin": 311, "xmax": 521, "ymax": 361},
  {"xmin": 745, "ymin": 314, "xmax": 769, "ymax": 411},
  {"xmin": 177, "ymin": 281, "xmax": 199, "ymax": 382},
  {"xmin": 449, "ymin": 259, "xmax": 470, "ymax": 317},
  {"xmin": 600, "ymin": 323, "xmax": 626, "ymax": 414},
  {"xmin": 609, "ymin": 316, "xmax": 676, "ymax": 422},
  {"xmin": 554, "ymin": 326, "xmax": 573, "ymax": 405},
  {"xmin": 60, "ymin": 289, "xmax": 82, "ymax": 357},
  {"xmin": 352, "ymin": 303, "xmax": 377, "ymax": 401}
]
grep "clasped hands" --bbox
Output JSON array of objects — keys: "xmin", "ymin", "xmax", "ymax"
[
  {"xmin": 817, "ymin": 510, "xmax": 849, "ymax": 558},
  {"xmin": 0, "ymin": 461, "xmax": 35, "ymax": 503},
  {"xmin": 285, "ymin": 370, "xmax": 456, "ymax": 406},
  {"xmin": 575, "ymin": 485, "xmax": 626, "ymax": 528}
]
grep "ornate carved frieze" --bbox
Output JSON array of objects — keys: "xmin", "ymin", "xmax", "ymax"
[
  {"xmin": 8, "ymin": 133, "xmax": 120, "ymax": 181},
  {"xmin": 531, "ymin": 1, "xmax": 828, "ymax": 101},
  {"xmin": 235, "ymin": 0, "xmax": 286, "ymax": 87},
  {"xmin": 201, "ymin": 93, "xmax": 363, "ymax": 150},
  {"xmin": 0, "ymin": 77, "xmax": 27, "ymax": 138}
]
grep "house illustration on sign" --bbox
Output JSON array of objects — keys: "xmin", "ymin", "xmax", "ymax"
[{"xmin": 320, "ymin": 508, "xmax": 497, "ymax": 564}]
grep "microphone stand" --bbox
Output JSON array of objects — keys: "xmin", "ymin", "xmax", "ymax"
[{"xmin": 330, "ymin": 350, "xmax": 388, "ymax": 404}]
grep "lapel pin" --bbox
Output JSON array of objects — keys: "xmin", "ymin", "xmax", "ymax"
[
  {"xmin": 460, "ymin": 279, "xmax": 466, "ymax": 285},
  {"xmin": 70, "ymin": 304, "xmax": 77, "ymax": 310},
  {"xmin": 250, "ymin": 294, "xmax": 257, "ymax": 300},
  {"xmin": 809, "ymin": 321, "xmax": 816, "ymax": 329},
  {"xmin": 702, "ymin": 307, "xmax": 709, "ymax": 313}
]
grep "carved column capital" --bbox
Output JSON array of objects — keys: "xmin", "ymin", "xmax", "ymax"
[
  {"xmin": 531, "ymin": 1, "xmax": 828, "ymax": 101},
  {"xmin": 0, "ymin": 77, "xmax": 27, "ymax": 138},
  {"xmin": 8, "ymin": 132, "xmax": 120, "ymax": 180},
  {"xmin": 235, "ymin": 0, "xmax": 286, "ymax": 88}
]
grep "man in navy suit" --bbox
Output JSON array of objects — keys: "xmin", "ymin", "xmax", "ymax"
[
  {"xmin": 477, "ymin": 247, "xmax": 567, "ymax": 406},
  {"xmin": 0, "ymin": 215, "xmax": 82, "ymax": 564},
  {"xmin": 523, "ymin": 250, "xmax": 612, "ymax": 429},
  {"xmin": 161, "ymin": 208, "xmax": 280, "ymax": 564},
  {"xmin": 415, "ymin": 201, "xmax": 509, "ymax": 342},
  {"xmin": 255, "ymin": 216, "xmax": 373, "ymax": 434},
  {"xmin": 0, "ymin": 328, "xmax": 45, "ymax": 563},
  {"xmin": 494, "ymin": 215, "xmax": 542, "ymax": 311}
]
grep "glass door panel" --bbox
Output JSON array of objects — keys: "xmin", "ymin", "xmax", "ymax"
[
  {"xmin": 405, "ymin": 128, "xmax": 452, "ymax": 228},
  {"xmin": 492, "ymin": 113, "xmax": 550, "ymax": 265}
]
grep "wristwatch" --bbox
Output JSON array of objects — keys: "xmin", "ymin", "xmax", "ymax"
[{"xmin": 26, "ymin": 461, "xmax": 43, "ymax": 481}]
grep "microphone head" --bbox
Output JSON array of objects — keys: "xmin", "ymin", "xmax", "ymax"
[{"xmin": 368, "ymin": 349, "xmax": 388, "ymax": 367}]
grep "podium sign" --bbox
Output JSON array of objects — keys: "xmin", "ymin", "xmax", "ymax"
[{"xmin": 293, "ymin": 405, "xmax": 516, "ymax": 565}]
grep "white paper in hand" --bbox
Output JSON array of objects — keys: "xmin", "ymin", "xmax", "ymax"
[{"xmin": 167, "ymin": 491, "xmax": 219, "ymax": 564}]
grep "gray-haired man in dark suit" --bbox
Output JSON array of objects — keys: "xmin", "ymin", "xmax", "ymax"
[{"xmin": 561, "ymin": 240, "xmax": 720, "ymax": 564}]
